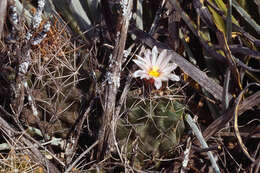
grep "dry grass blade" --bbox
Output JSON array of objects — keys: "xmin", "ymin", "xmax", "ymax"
[
  {"xmin": 215, "ymin": 31, "xmax": 242, "ymax": 89},
  {"xmin": 202, "ymin": 105, "xmax": 234, "ymax": 141},
  {"xmin": 233, "ymin": 83, "xmax": 260, "ymax": 162},
  {"xmin": 195, "ymin": 0, "xmax": 242, "ymax": 90},
  {"xmin": 230, "ymin": 45, "xmax": 260, "ymax": 60},
  {"xmin": 169, "ymin": 49, "xmax": 230, "ymax": 101},
  {"xmin": 203, "ymin": 87, "xmax": 260, "ymax": 141},
  {"xmin": 232, "ymin": 0, "xmax": 260, "ymax": 35},
  {"xmin": 181, "ymin": 137, "xmax": 191, "ymax": 172},
  {"xmin": 185, "ymin": 114, "xmax": 221, "ymax": 173},
  {"xmin": 168, "ymin": 0, "xmax": 226, "ymax": 63},
  {"xmin": 238, "ymin": 90, "xmax": 260, "ymax": 114},
  {"xmin": 226, "ymin": 0, "xmax": 232, "ymax": 42},
  {"xmin": 0, "ymin": 0, "xmax": 7, "ymax": 38}
]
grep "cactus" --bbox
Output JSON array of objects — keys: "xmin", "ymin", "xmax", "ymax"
[{"xmin": 117, "ymin": 91, "xmax": 185, "ymax": 168}]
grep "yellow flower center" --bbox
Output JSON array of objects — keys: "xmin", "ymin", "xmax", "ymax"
[{"xmin": 148, "ymin": 66, "xmax": 160, "ymax": 77}]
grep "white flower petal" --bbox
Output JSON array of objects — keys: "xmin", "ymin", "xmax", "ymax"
[
  {"xmin": 154, "ymin": 78, "xmax": 162, "ymax": 89},
  {"xmin": 157, "ymin": 76, "xmax": 169, "ymax": 81},
  {"xmin": 132, "ymin": 47, "xmax": 180, "ymax": 89},
  {"xmin": 133, "ymin": 70, "xmax": 143, "ymax": 78},
  {"xmin": 133, "ymin": 70, "xmax": 149, "ymax": 79},
  {"xmin": 133, "ymin": 59, "xmax": 149, "ymax": 71},
  {"xmin": 137, "ymin": 57, "xmax": 150, "ymax": 67},
  {"xmin": 140, "ymin": 74, "xmax": 150, "ymax": 79},
  {"xmin": 161, "ymin": 63, "xmax": 178, "ymax": 73},
  {"xmin": 144, "ymin": 50, "xmax": 152, "ymax": 66},
  {"xmin": 152, "ymin": 46, "xmax": 158, "ymax": 66},
  {"xmin": 135, "ymin": 54, "xmax": 143, "ymax": 60},
  {"xmin": 160, "ymin": 55, "xmax": 171, "ymax": 69},
  {"xmin": 156, "ymin": 49, "xmax": 167, "ymax": 67},
  {"xmin": 144, "ymin": 48, "xmax": 151, "ymax": 56},
  {"xmin": 144, "ymin": 49, "xmax": 151, "ymax": 59},
  {"xmin": 169, "ymin": 74, "xmax": 180, "ymax": 81}
]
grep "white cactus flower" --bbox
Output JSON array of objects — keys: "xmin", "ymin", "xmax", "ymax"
[{"xmin": 133, "ymin": 46, "xmax": 180, "ymax": 89}]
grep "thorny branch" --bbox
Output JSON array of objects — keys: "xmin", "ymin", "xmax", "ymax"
[
  {"xmin": 9, "ymin": 0, "xmax": 50, "ymax": 120},
  {"xmin": 4, "ymin": 1, "xmax": 56, "ymax": 171},
  {"xmin": 97, "ymin": 0, "xmax": 133, "ymax": 159},
  {"xmin": 0, "ymin": 112, "xmax": 60, "ymax": 173}
]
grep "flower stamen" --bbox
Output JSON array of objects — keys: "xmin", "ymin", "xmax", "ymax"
[{"xmin": 148, "ymin": 66, "xmax": 160, "ymax": 77}]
